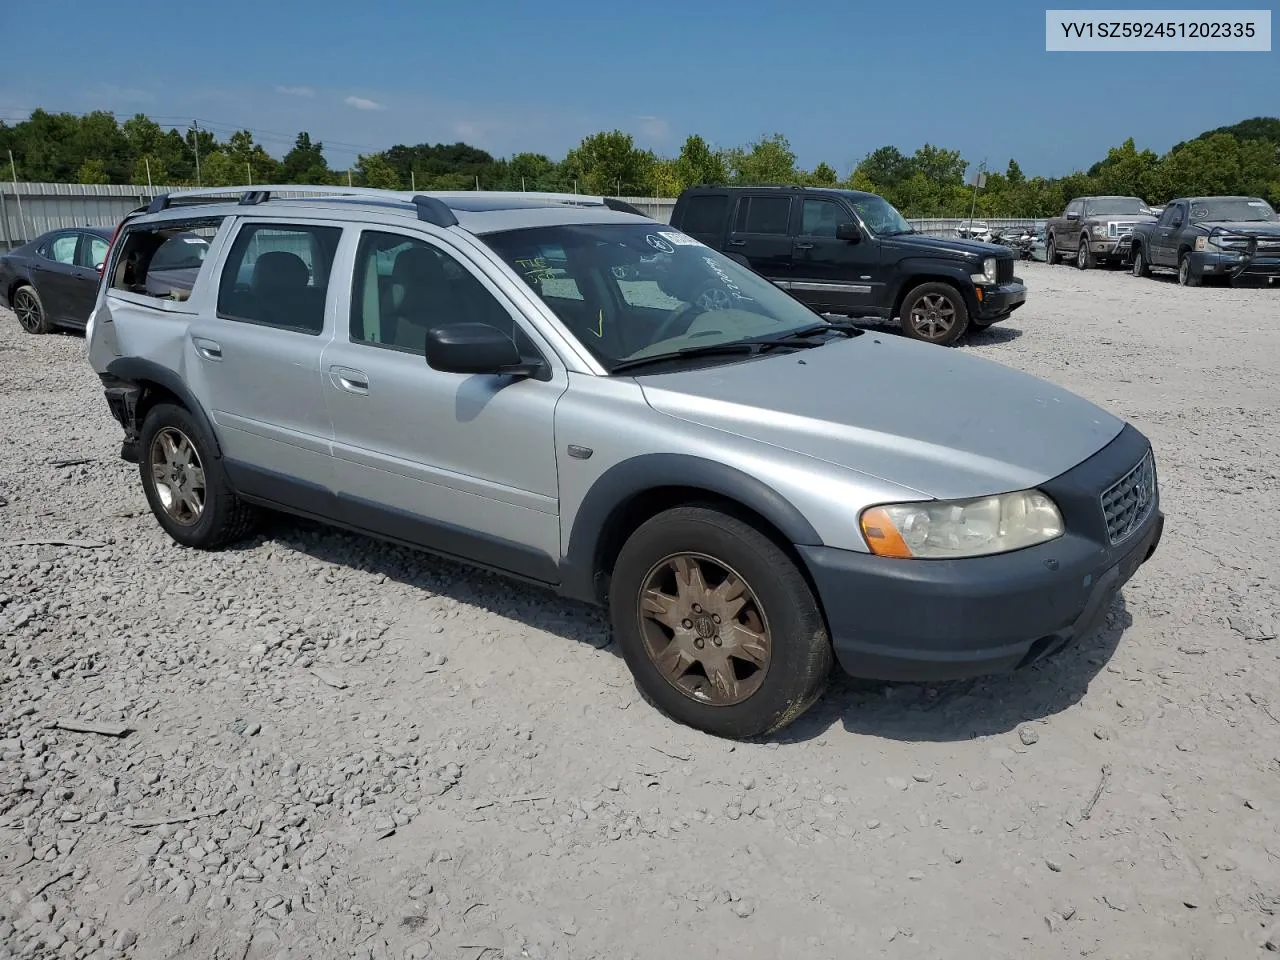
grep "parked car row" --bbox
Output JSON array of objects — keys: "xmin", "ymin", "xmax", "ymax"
[{"xmin": 1043, "ymin": 193, "xmax": 1280, "ymax": 286}]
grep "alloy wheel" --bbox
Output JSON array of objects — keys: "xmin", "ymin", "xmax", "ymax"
[
  {"xmin": 637, "ymin": 553, "xmax": 772, "ymax": 707},
  {"xmin": 908, "ymin": 293, "xmax": 956, "ymax": 340},
  {"xmin": 13, "ymin": 289, "xmax": 42, "ymax": 333},
  {"xmin": 149, "ymin": 426, "xmax": 206, "ymax": 526}
]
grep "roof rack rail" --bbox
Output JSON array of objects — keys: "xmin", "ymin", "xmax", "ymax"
[{"xmin": 140, "ymin": 184, "xmax": 460, "ymax": 227}]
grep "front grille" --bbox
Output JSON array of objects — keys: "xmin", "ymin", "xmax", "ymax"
[
  {"xmin": 1108, "ymin": 221, "xmax": 1140, "ymax": 238},
  {"xmin": 996, "ymin": 258, "xmax": 1014, "ymax": 283},
  {"xmin": 1101, "ymin": 450, "xmax": 1156, "ymax": 545}
]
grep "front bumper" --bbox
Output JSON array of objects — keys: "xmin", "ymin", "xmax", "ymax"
[
  {"xmin": 1189, "ymin": 249, "xmax": 1280, "ymax": 280},
  {"xmin": 974, "ymin": 280, "xmax": 1026, "ymax": 321},
  {"xmin": 798, "ymin": 423, "xmax": 1163, "ymax": 682},
  {"xmin": 1088, "ymin": 238, "xmax": 1133, "ymax": 258}
]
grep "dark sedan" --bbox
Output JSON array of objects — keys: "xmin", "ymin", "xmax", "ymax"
[{"xmin": 0, "ymin": 226, "xmax": 113, "ymax": 334}]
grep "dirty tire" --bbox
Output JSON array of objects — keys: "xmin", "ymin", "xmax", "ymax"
[
  {"xmin": 1131, "ymin": 245, "xmax": 1151, "ymax": 278},
  {"xmin": 1077, "ymin": 237, "xmax": 1095, "ymax": 270},
  {"xmin": 138, "ymin": 402, "xmax": 258, "ymax": 550},
  {"xmin": 900, "ymin": 281, "xmax": 969, "ymax": 345},
  {"xmin": 1045, "ymin": 236, "xmax": 1058, "ymax": 264},
  {"xmin": 609, "ymin": 505, "xmax": 832, "ymax": 739},
  {"xmin": 12, "ymin": 285, "xmax": 53, "ymax": 334},
  {"xmin": 1178, "ymin": 252, "xmax": 1200, "ymax": 287}
]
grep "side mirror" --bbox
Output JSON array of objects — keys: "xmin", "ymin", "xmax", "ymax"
[
  {"xmin": 94, "ymin": 263, "xmax": 104, "ymax": 275},
  {"xmin": 426, "ymin": 322, "xmax": 542, "ymax": 378},
  {"xmin": 836, "ymin": 222, "xmax": 861, "ymax": 243},
  {"xmin": 1065, "ymin": 211, "xmax": 1080, "ymax": 221}
]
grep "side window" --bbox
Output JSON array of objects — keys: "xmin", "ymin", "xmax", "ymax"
[
  {"xmin": 1066, "ymin": 200, "xmax": 1082, "ymax": 217},
  {"xmin": 350, "ymin": 230, "xmax": 526, "ymax": 356},
  {"xmin": 217, "ymin": 223, "xmax": 342, "ymax": 335},
  {"xmin": 800, "ymin": 199, "xmax": 851, "ymax": 238},
  {"xmin": 1157, "ymin": 205, "xmax": 1177, "ymax": 227},
  {"xmin": 680, "ymin": 195, "xmax": 729, "ymax": 236},
  {"xmin": 108, "ymin": 218, "xmax": 224, "ymax": 303},
  {"xmin": 80, "ymin": 235, "xmax": 109, "ymax": 270},
  {"xmin": 733, "ymin": 196, "xmax": 792, "ymax": 235},
  {"xmin": 43, "ymin": 234, "xmax": 78, "ymax": 265}
]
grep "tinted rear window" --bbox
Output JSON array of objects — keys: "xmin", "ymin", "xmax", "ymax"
[
  {"xmin": 733, "ymin": 196, "xmax": 791, "ymax": 235},
  {"xmin": 680, "ymin": 195, "xmax": 729, "ymax": 236}
]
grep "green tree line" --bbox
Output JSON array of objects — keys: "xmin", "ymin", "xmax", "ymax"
[{"xmin": 2, "ymin": 109, "xmax": 1277, "ymax": 217}]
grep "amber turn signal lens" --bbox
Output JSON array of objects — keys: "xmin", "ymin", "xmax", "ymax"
[{"xmin": 859, "ymin": 507, "xmax": 914, "ymax": 559}]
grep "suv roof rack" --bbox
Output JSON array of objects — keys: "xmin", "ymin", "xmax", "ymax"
[{"xmin": 141, "ymin": 185, "xmax": 649, "ymax": 228}]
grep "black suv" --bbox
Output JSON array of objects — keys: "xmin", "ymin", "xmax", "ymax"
[{"xmin": 670, "ymin": 186, "xmax": 1026, "ymax": 345}]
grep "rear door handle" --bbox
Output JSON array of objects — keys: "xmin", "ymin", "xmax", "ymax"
[
  {"xmin": 329, "ymin": 365, "xmax": 369, "ymax": 395},
  {"xmin": 727, "ymin": 239, "xmax": 747, "ymax": 247},
  {"xmin": 795, "ymin": 242, "xmax": 814, "ymax": 250},
  {"xmin": 192, "ymin": 337, "xmax": 222, "ymax": 361}
]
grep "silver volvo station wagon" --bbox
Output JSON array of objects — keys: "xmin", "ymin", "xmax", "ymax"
[{"xmin": 85, "ymin": 186, "xmax": 1163, "ymax": 738}]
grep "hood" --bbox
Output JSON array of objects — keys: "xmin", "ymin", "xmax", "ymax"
[
  {"xmin": 638, "ymin": 336, "xmax": 1125, "ymax": 501},
  {"xmin": 1199, "ymin": 220, "xmax": 1280, "ymax": 234},
  {"xmin": 883, "ymin": 233, "xmax": 1009, "ymax": 261}
]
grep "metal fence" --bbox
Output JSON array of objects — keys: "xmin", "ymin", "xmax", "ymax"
[{"xmin": 0, "ymin": 181, "xmax": 1046, "ymax": 251}]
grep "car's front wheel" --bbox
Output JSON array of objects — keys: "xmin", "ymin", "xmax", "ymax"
[
  {"xmin": 1131, "ymin": 246, "xmax": 1151, "ymax": 277},
  {"xmin": 1077, "ymin": 238, "xmax": 1095, "ymax": 270},
  {"xmin": 1045, "ymin": 236, "xmax": 1058, "ymax": 264},
  {"xmin": 609, "ymin": 505, "xmax": 833, "ymax": 739},
  {"xmin": 900, "ymin": 282, "xmax": 969, "ymax": 345},
  {"xmin": 12, "ymin": 285, "xmax": 53, "ymax": 334},
  {"xmin": 1178, "ymin": 252, "xmax": 1200, "ymax": 287},
  {"xmin": 138, "ymin": 403, "xmax": 259, "ymax": 549}
]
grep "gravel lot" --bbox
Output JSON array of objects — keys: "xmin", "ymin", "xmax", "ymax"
[{"xmin": 1, "ymin": 261, "xmax": 1278, "ymax": 960}]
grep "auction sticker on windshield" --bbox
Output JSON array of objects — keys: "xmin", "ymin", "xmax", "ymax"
[{"xmin": 656, "ymin": 231, "xmax": 702, "ymax": 247}]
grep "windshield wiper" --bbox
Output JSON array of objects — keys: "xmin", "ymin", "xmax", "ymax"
[
  {"xmin": 782, "ymin": 318, "xmax": 863, "ymax": 340},
  {"xmin": 610, "ymin": 341, "xmax": 763, "ymax": 374}
]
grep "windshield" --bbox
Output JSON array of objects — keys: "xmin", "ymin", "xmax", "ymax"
[
  {"xmin": 1189, "ymin": 198, "xmax": 1277, "ymax": 223},
  {"xmin": 481, "ymin": 223, "xmax": 825, "ymax": 371},
  {"xmin": 848, "ymin": 195, "xmax": 913, "ymax": 236},
  {"xmin": 1084, "ymin": 197, "xmax": 1151, "ymax": 216}
]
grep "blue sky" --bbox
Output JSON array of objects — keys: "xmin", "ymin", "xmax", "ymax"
[{"xmin": 3, "ymin": 0, "xmax": 1275, "ymax": 178}]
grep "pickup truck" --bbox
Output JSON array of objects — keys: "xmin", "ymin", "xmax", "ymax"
[
  {"xmin": 669, "ymin": 185, "xmax": 1025, "ymax": 346},
  {"xmin": 1044, "ymin": 196, "xmax": 1158, "ymax": 270},
  {"xmin": 1129, "ymin": 195, "xmax": 1280, "ymax": 286}
]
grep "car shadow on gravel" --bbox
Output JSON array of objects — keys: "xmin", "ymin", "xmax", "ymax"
[
  {"xmin": 255, "ymin": 514, "xmax": 619, "ymax": 655},
  {"xmin": 771, "ymin": 594, "xmax": 1132, "ymax": 745},
  {"xmin": 849, "ymin": 318, "xmax": 1024, "ymax": 345}
]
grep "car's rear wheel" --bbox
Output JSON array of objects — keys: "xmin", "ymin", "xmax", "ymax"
[
  {"xmin": 12, "ymin": 285, "xmax": 53, "ymax": 334},
  {"xmin": 900, "ymin": 282, "xmax": 969, "ymax": 345},
  {"xmin": 1131, "ymin": 246, "xmax": 1151, "ymax": 277},
  {"xmin": 138, "ymin": 403, "xmax": 258, "ymax": 549},
  {"xmin": 609, "ymin": 505, "xmax": 832, "ymax": 739}
]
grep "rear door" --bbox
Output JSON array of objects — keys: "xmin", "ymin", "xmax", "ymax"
[
  {"xmin": 65, "ymin": 232, "xmax": 110, "ymax": 324},
  {"xmin": 789, "ymin": 196, "xmax": 880, "ymax": 315},
  {"xmin": 724, "ymin": 194, "xmax": 794, "ymax": 282},
  {"xmin": 184, "ymin": 219, "xmax": 343, "ymax": 496},
  {"xmin": 31, "ymin": 231, "xmax": 83, "ymax": 322}
]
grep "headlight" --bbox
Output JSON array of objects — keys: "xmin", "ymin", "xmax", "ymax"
[
  {"xmin": 859, "ymin": 490, "xmax": 1064, "ymax": 559},
  {"xmin": 1092, "ymin": 224, "xmax": 1109, "ymax": 238},
  {"xmin": 971, "ymin": 257, "xmax": 998, "ymax": 284}
]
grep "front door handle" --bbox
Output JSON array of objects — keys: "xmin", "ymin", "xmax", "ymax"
[
  {"xmin": 329, "ymin": 365, "xmax": 369, "ymax": 395},
  {"xmin": 795, "ymin": 242, "xmax": 814, "ymax": 250},
  {"xmin": 726, "ymin": 239, "xmax": 747, "ymax": 247},
  {"xmin": 192, "ymin": 337, "xmax": 222, "ymax": 361}
]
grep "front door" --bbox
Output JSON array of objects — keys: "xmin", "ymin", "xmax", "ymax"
[
  {"xmin": 789, "ymin": 197, "xmax": 880, "ymax": 316},
  {"xmin": 1151, "ymin": 203, "xmax": 1183, "ymax": 267},
  {"xmin": 66, "ymin": 232, "xmax": 110, "ymax": 324},
  {"xmin": 184, "ymin": 219, "xmax": 344, "ymax": 499},
  {"xmin": 724, "ymin": 194, "xmax": 795, "ymax": 283},
  {"xmin": 320, "ymin": 227, "xmax": 567, "ymax": 584}
]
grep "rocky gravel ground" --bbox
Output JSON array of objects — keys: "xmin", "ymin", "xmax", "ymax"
[{"xmin": 1, "ymin": 261, "xmax": 1278, "ymax": 960}]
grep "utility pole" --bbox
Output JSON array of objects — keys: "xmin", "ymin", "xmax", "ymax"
[
  {"xmin": 967, "ymin": 160, "xmax": 987, "ymax": 229},
  {"xmin": 145, "ymin": 157, "xmax": 153, "ymax": 189},
  {"xmin": 190, "ymin": 120, "xmax": 202, "ymax": 186},
  {"xmin": 246, "ymin": 162, "xmax": 252, "ymax": 186},
  {"xmin": 8, "ymin": 150, "xmax": 27, "ymax": 243},
  {"xmin": 410, "ymin": 170, "xmax": 416, "ymax": 191}
]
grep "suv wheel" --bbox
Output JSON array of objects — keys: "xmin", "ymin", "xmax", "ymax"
[
  {"xmin": 139, "ymin": 403, "xmax": 258, "ymax": 549},
  {"xmin": 1131, "ymin": 246, "xmax": 1150, "ymax": 277},
  {"xmin": 609, "ymin": 505, "xmax": 832, "ymax": 739},
  {"xmin": 13, "ymin": 286, "xmax": 53, "ymax": 334},
  {"xmin": 900, "ymin": 282, "xmax": 969, "ymax": 345}
]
